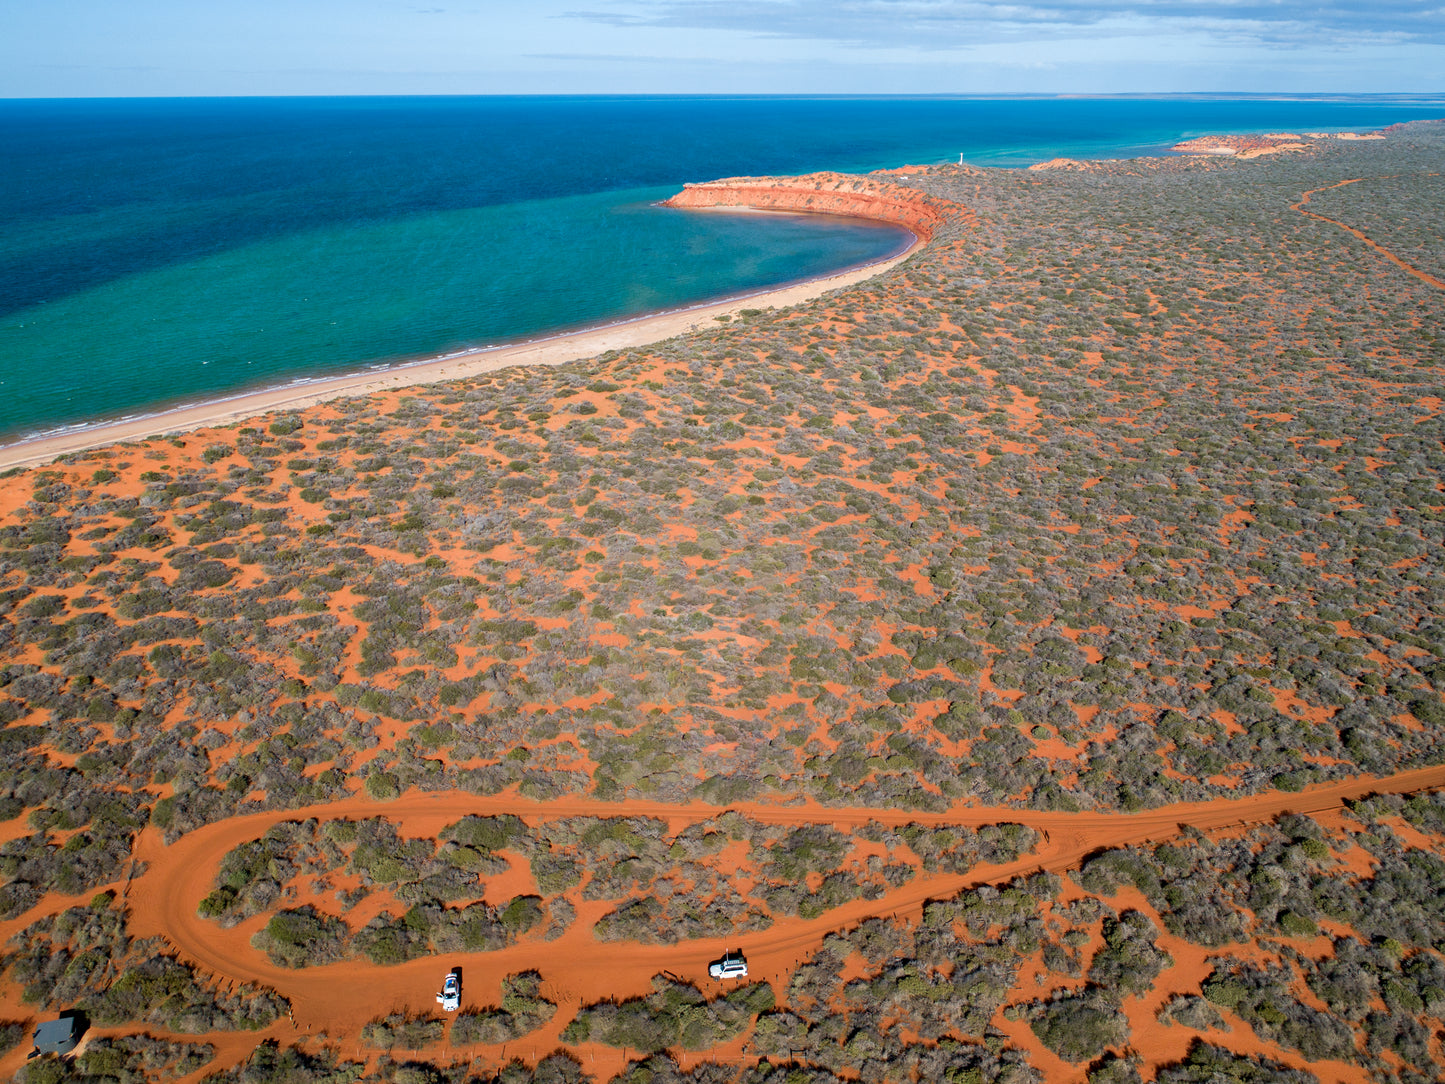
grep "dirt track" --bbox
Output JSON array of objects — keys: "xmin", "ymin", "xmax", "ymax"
[
  {"xmin": 119, "ymin": 763, "xmax": 1445, "ymax": 1052},
  {"xmin": 1293, "ymin": 179, "xmax": 1445, "ymax": 291}
]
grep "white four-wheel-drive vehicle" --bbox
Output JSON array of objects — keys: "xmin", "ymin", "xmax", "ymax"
[
  {"xmin": 708, "ymin": 951, "xmax": 748, "ymax": 979},
  {"xmin": 437, "ymin": 971, "xmax": 460, "ymax": 1011}
]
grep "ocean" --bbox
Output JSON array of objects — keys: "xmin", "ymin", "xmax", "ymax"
[{"xmin": 3, "ymin": 95, "xmax": 1443, "ymax": 442}]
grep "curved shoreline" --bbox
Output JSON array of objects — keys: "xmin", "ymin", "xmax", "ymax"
[
  {"xmin": 0, "ymin": 216, "xmax": 923, "ymax": 474},
  {"xmin": 0, "ymin": 124, "xmax": 1426, "ymax": 476}
]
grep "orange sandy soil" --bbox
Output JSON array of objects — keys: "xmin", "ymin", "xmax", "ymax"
[
  {"xmin": 0, "ymin": 767, "xmax": 1440, "ymax": 1081},
  {"xmin": 0, "ymin": 133, "xmax": 1442, "ymax": 1083},
  {"xmin": 662, "ymin": 173, "xmax": 955, "ymax": 240},
  {"xmin": 1171, "ymin": 129, "xmax": 1383, "ymax": 159},
  {"xmin": 1025, "ymin": 126, "xmax": 1392, "ymax": 172},
  {"xmin": 1172, "ymin": 133, "xmax": 1315, "ymax": 159}
]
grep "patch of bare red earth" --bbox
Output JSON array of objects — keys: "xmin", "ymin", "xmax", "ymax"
[{"xmin": 66, "ymin": 765, "xmax": 1441, "ymax": 1080}]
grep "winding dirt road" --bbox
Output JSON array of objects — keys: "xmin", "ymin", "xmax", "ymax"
[
  {"xmin": 1293, "ymin": 179, "xmax": 1445, "ymax": 291},
  {"xmin": 120, "ymin": 764, "xmax": 1445, "ymax": 1049}
]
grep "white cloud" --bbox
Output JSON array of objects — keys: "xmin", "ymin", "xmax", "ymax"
[
  {"xmin": 567, "ymin": 0, "xmax": 1445, "ymax": 49},
  {"xmin": 0, "ymin": 0, "xmax": 1441, "ymax": 94}
]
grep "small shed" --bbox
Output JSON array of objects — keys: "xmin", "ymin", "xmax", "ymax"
[{"xmin": 32, "ymin": 1015, "xmax": 82, "ymax": 1057}]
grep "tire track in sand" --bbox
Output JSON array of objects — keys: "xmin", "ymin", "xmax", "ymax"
[
  {"xmin": 1293, "ymin": 179, "xmax": 1445, "ymax": 291},
  {"xmin": 121, "ymin": 763, "xmax": 1445, "ymax": 1043}
]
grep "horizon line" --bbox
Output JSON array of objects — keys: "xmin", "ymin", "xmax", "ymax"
[{"xmin": 6, "ymin": 90, "xmax": 1445, "ymax": 103}]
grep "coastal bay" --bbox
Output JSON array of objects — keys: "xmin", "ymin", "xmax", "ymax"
[
  {"xmin": 6, "ymin": 95, "xmax": 1445, "ymax": 446},
  {"xmin": 0, "ymin": 211, "xmax": 921, "ymax": 471}
]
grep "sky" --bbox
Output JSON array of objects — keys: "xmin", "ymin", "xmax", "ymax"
[{"xmin": 2, "ymin": 0, "xmax": 1443, "ymax": 97}]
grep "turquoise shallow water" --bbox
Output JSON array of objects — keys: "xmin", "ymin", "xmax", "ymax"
[
  {"xmin": 3, "ymin": 95, "xmax": 1443, "ymax": 441},
  {"xmin": 2, "ymin": 188, "xmax": 906, "ymax": 437}
]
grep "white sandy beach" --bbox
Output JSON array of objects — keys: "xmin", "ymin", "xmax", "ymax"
[{"xmin": 0, "ymin": 235, "xmax": 918, "ymax": 473}]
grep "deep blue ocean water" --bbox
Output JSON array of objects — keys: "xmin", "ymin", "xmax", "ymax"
[{"xmin": 3, "ymin": 95, "xmax": 1443, "ymax": 441}]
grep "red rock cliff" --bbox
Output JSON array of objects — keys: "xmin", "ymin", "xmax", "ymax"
[{"xmin": 662, "ymin": 172, "xmax": 953, "ymax": 242}]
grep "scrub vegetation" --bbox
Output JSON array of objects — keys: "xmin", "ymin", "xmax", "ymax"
[{"xmin": 1, "ymin": 121, "xmax": 1443, "ymax": 1083}]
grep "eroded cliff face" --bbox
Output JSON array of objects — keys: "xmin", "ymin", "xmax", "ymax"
[{"xmin": 662, "ymin": 172, "xmax": 953, "ymax": 241}]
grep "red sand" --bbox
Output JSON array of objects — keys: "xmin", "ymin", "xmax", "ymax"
[{"xmin": 113, "ymin": 765, "xmax": 1445, "ymax": 1052}]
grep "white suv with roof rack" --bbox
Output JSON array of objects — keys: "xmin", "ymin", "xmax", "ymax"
[
  {"xmin": 708, "ymin": 951, "xmax": 747, "ymax": 979},
  {"xmin": 436, "ymin": 970, "xmax": 460, "ymax": 1011}
]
